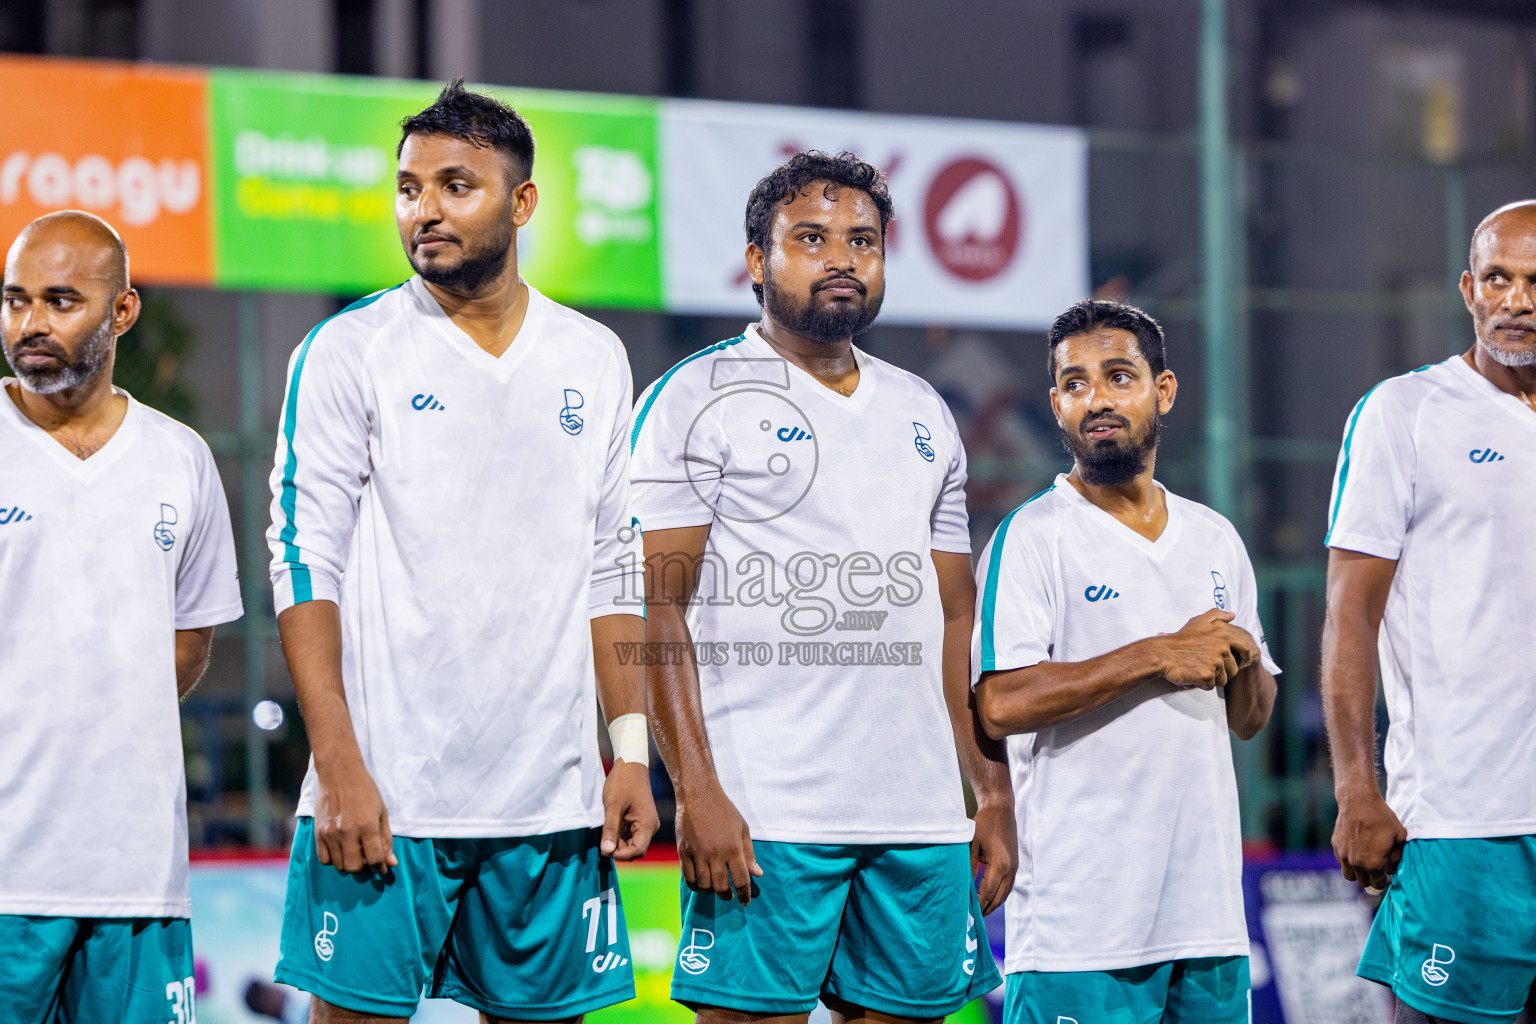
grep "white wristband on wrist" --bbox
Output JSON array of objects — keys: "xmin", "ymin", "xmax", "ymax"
[{"xmin": 607, "ymin": 713, "xmax": 649, "ymax": 767}]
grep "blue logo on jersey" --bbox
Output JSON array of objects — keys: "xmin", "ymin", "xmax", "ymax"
[
  {"xmin": 776, "ymin": 426, "xmax": 813, "ymax": 441},
  {"xmin": 560, "ymin": 389, "xmax": 585, "ymax": 435},
  {"xmin": 1084, "ymin": 584, "xmax": 1120, "ymax": 602},
  {"xmin": 154, "ymin": 503, "xmax": 178, "ymax": 551},
  {"xmin": 912, "ymin": 422, "xmax": 935, "ymax": 461},
  {"xmin": 1469, "ymin": 447, "xmax": 1505, "ymax": 463},
  {"xmin": 411, "ymin": 393, "xmax": 446, "ymax": 411},
  {"xmin": 0, "ymin": 505, "xmax": 33, "ymax": 525},
  {"xmin": 1211, "ymin": 570, "xmax": 1227, "ymax": 610}
]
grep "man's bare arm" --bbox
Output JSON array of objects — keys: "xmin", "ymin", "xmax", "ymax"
[
  {"xmin": 277, "ymin": 600, "xmax": 396, "ymax": 876},
  {"xmin": 591, "ymin": 613, "xmax": 660, "ymax": 860},
  {"xmin": 644, "ymin": 525, "xmax": 761, "ymax": 904},
  {"xmin": 175, "ymin": 627, "xmax": 214, "ymax": 699},
  {"xmin": 1223, "ymin": 659, "xmax": 1277, "ymax": 741},
  {"xmin": 976, "ymin": 609, "xmax": 1251, "ymax": 739},
  {"xmin": 933, "ymin": 551, "xmax": 1015, "ymax": 915},
  {"xmin": 1321, "ymin": 548, "xmax": 1404, "ymax": 889}
]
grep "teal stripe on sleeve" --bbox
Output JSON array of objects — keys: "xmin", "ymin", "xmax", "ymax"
[
  {"xmin": 632, "ymin": 516, "xmax": 645, "ymax": 621},
  {"xmin": 277, "ymin": 284, "xmax": 403, "ymax": 604},
  {"xmin": 629, "ymin": 335, "xmax": 745, "ymax": 452},
  {"xmin": 979, "ymin": 485, "xmax": 1055, "ymax": 672},
  {"xmin": 1324, "ymin": 364, "xmax": 1430, "ymax": 545}
]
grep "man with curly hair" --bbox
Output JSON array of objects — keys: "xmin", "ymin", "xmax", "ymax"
[{"xmin": 633, "ymin": 151, "xmax": 1014, "ymax": 1022}]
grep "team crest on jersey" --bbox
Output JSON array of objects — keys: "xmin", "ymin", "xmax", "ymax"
[
  {"xmin": 912, "ymin": 421, "xmax": 935, "ymax": 461},
  {"xmin": 560, "ymin": 388, "xmax": 585, "ymax": 435},
  {"xmin": 154, "ymin": 503, "xmax": 178, "ymax": 550},
  {"xmin": 1211, "ymin": 570, "xmax": 1227, "ymax": 610}
]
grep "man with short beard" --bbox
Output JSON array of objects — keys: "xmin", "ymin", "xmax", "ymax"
[
  {"xmin": 972, "ymin": 299, "xmax": 1278, "ymax": 1024},
  {"xmin": 632, "ymin": 151, "xmax": 1013, "ymax": 1022},
  {"xmin": 0, "ymin": 211, "xmax": 242, "ymax": 1024},
  {"xmin": 1323, "ymin": 201, "xmax": 1536, "ymax": 1024},
  {"xmin": 267, "ymin": 81, "xmax": 657, "ymax": 1022}
]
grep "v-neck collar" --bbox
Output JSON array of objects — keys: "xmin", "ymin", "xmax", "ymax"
[
  {"xmin": 1449, "ymin": 352, "xmax": 1536, "ymax": 428},
  {"xmin": 2, "ymin": 378, "xmax": 142, "ymax": 481},
  {"xmin": 747, "ymin": 325, "xmax": 878, "ymax": 414},
  {"xmin": 1059, "ymin": 472, "xmax": 1184, "ymax": 558},
  {"xmin": 408, "ymin": 275, "xmax": 546, "ymax": 381}
]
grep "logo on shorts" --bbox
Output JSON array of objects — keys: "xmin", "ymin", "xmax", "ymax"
[
  {"xmin": 678, "ymin": 927, "xmax": 714, "ymax": 975},
  {"xmin": 314, "ymin": 911, "xmax": 339, "ymax": 963},
  {"xmin": 1421, "ymin": 943, "xmax": 1455, "ymax": 987},
  {"xmin": 1057, "ymin": 1018, "xmax": 1080, "ymax": 1024},
  {"xmin": 591, "ymin": 950, "xmax": 629, "ymax": 973},
  {"xmin": 963, "ymin": 912, "xmax": 978, "ymax": 977}
]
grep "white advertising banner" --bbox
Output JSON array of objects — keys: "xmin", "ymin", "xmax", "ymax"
[{"xmin": 660, "ymin": 99, "xmax": 1088, "ymax": 330}]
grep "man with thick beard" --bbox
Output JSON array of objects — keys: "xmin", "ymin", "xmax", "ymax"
[
  {"xmin": 1324, "ymin": 201, "xmax": 1536, "ymax": 1024},
  {"xmin": 631, "ymin": 151, "xmax": 1013, "ymax": 1022},
  {"xmin": 971, "ymin": 299, "xmax": 1277, "ymax": 1024},
  {"xmin": 268, "ymin": 81, "xmax": 657, "ymax": 1022},
  {"xmin": 0, "ymin": 211, "xmax": 242, "ymax": 1023}
]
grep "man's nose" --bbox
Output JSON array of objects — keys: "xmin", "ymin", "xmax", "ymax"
[
  {"xmin": 18, "ymin": 302, "xmax": 50, "ymax": 338},
  {"xmin": 1501, "ymin": 277, "xmax": 1535, "ymax": 315}
]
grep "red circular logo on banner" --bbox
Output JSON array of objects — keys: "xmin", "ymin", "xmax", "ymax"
[{"xmin": 922, "ymin": 157, "xmax": 1023, "ymax": 281}]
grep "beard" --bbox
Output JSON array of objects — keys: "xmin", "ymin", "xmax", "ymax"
[
  {"xmin": 762, "ymin": 269, "xmax": 883, "ymax": 345},
  {"xmin": 1480, "ymin": 323, "xmax": 1536, "ymax": 368},
  {"xmin": 1061, "ymin": 411, "xmax": 1161, "ymax": 486},
  {"xmin": 4, "ymin": 316, "xmax": 115, "ymax": 395},
  {"xmin": 409, "ymin": 216, "xmax": 514, "ymax": 294}
]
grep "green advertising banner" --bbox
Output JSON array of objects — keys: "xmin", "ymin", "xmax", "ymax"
[{"xmin": 209, "ymin": 69, "xmax": 662, "ymax": 307}]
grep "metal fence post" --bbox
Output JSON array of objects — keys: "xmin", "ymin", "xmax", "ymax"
[{"xmin": 1200, "ymin": 0, "xmax": 1239, "ymax": 522}]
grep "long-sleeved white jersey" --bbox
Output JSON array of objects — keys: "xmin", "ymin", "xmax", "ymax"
[{"xmin": 267, "ymin": 277, "xmax": 643, "ymax": 838}]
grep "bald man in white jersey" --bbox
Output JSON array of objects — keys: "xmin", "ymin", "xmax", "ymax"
[
  {"xmin": 1324, "ymin": 202, "xmax": 1536, "ymax": 1024},
  {"xmin": 0, "ymin": 212, "xmax": 242, "ymax": 1024}
]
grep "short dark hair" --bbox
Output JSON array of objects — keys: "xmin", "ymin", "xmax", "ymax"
[
  {"xmin": 744, "ymin": 150, "xmax": 894, "ymax": 303},
  {"xmin": 1047, "ymin": 299, "xmax": 1167, "ymax": 379},
  {"xmin": 398, "ymin": 78, "xmax": 535, "ymax": 184}
]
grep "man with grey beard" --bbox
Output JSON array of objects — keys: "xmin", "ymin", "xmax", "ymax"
[
  {"xmin": 0, "ymin": 211, "xmax": 242, "ymax": 1024},
  {"xmin": 1323, "ymin": 200, "xmax": 1536, "ymax": 1024}
]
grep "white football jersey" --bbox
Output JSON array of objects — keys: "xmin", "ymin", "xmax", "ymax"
[
  {"xmin": 973, "ymin": 476, "xmax": 1279, "ymax": 973},
  {"xmin": 267, "ymin": 278, "xmax": 642, "ymax": 838},
  {"xmin": 0, "ymin": 385, "xmax": 242, "ymax": 918},
  {"xmin": 1326, "ymin": 354, "xmax": 1536, "ymax": 840},
  {"xmin": 629, "ymin": 325, "xmax": 974, "ymax": 844}
]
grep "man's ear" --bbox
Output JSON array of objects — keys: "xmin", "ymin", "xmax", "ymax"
[
  {"xmin": 1459, "ymin": 269, "xmax": 1475, "ymax": 314},
  {"xmin": 112, "ymin": 288, "xmax": 141, "ymax": 338},
  {"xmin": 1156, "ymin": 369, "xmax": 1178, "ymax": 415},
  {"xmin": 1049, "ymin": 386, "xmax": 1063, "ymax": 427},
  {"xmin": 512, "ymin": 179, "xmax": 539, "ymax": 228},
  {"xmin": 745, "ymin": 243, "xmax": 765, "ymax": 290}
]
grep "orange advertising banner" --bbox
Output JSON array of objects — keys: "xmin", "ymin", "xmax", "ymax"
[{"xmin": 0, "ymin": 55, "xmax": 213, "ymax": 286}]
